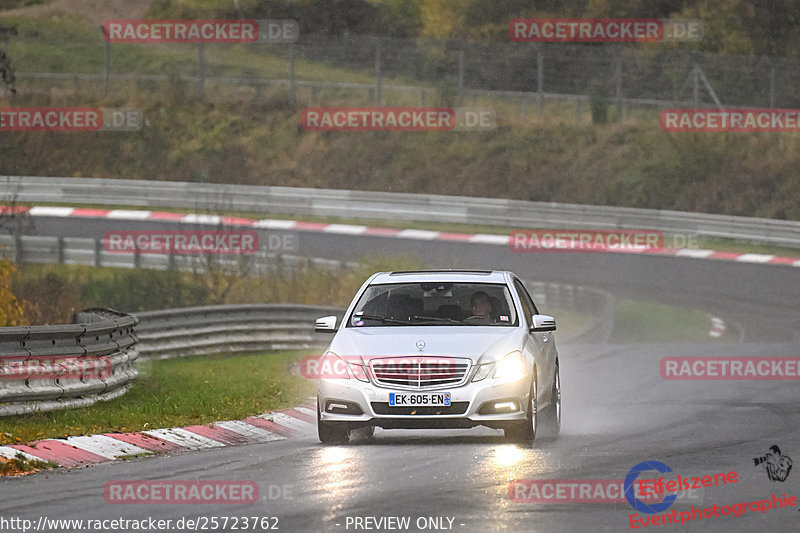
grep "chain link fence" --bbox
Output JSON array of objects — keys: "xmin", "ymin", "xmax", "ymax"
[{"xmin": 3, "ymin": 26, "xmax": 800, "ymax": 113}]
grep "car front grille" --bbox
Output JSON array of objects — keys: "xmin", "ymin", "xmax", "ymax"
[
  {"xmin": 369, "ymin": 357, "xmax": 471, "ymax": 389},
  {"xmin": 371, "ymin": 402, "xmax": 470, "ymax": 415}
]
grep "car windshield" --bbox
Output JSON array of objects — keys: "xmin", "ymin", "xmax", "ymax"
[{"xmin": 347, "ymin": 282, "xmax": 517, "ymax": 327}]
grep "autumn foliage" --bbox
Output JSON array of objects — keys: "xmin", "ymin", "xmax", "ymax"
[{"xmin": 0, "ymin": 257, "xmax": 27, "ymax": 327}]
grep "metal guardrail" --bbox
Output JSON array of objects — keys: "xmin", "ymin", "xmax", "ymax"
[
  {"xmin": 135, "ymin": 304, "xmax": 344, "ymax": 359},
  {"xmin": 3, "ymin": 176, "xmax": 800, "ymax": 248},
  {"xmin": 0, "ymin": 234, "xmax": 355, "ymax": 273},
  {"xmin": 0, "ymin": 309, "xmax": 139, "ymax": 416}
]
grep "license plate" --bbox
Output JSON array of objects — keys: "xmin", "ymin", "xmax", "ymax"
[{"xmin": 389, "ymin": 392, "xmax": 451, "ymax": 407}]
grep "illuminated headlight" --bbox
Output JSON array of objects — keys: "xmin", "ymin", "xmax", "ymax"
[{"xmin": 492, "ymin": 352, "xmax": 526, "ymax": 381}]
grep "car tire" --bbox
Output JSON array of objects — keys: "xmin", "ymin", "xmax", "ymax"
[
  {"xmin": 317, "ymin": 399, "xmax": 350, "ymax": 444},
  {"xmin": 504, "ymin": 375, "xmax": 537, "ymax": 443},
  {"xmin": 539, "ymin": 361, "xmax": 561, "ymax": 438}
]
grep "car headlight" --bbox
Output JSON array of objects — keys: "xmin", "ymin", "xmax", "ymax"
[
  {"xmin": 472, "ymin": 362, "xmax": 494, "ymax": 382},
  {"xmin": 319, "ymin": 352, "xmax": 369, "ymax": 382},
  {"xmin": 347, "ymin": 361, "xmax": 370, "ymax": 382},
  {"xmin": 492, "ymin": 351, "xmax": 526, "ymax": 381}
]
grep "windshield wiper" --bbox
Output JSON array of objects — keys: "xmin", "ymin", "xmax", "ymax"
[
  {"xmin": 352, "ymin": 314, "xmax": 413, "ymax": 325},
  {"xmin": 411, "ymin": 315, "xmax": 462, "ymax": 324}
]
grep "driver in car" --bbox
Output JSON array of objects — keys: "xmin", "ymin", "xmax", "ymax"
[{"xmin": 470, "ymin": 291, "xmax": 494, "ymax": 320}]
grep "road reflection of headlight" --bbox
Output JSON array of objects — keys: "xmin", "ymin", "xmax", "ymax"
[
  {"xmin": 316, "ymin": 447, "xmax": 356, "ymax": 521},
  {"xmin": 492, "ymin": 444, "xmax": 525, "ymax": 468},
  {"xmin": 320, "ymin": 446, "xmax": 350, "ymax": 472}
]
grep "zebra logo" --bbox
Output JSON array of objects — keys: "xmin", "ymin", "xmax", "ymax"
[{"xmin": 753, "ymin": 445, "xmax": 792, "ymax": 482}]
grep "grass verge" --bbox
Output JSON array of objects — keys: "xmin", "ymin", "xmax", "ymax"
[
  {"xmin": 0, "ymin": 454, "xmax": 59, "ymax": 476},
  {"xmin": 610, "ymin": 299, "xmax": 738, "ymax": 343},
  {"xmin": 0, "ymin": 350, "xmax": 316, "ymax": 446}
]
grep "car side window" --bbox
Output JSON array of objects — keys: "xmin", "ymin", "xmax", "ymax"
[{"xmin": 513, "ymin": 279, "xmax": 539, "ymax": 326}]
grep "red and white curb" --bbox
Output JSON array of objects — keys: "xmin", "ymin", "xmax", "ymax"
[
  {"xmin": 7, "ymin": 205, "xmax": 800, "ymax": 267},
  {"xmin": 0, "ymin": 401, "xmax": 317, "ymax": 468}
]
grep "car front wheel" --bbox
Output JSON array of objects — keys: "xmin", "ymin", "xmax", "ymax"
[
  {"xmin": 540, "ymin": 361, "xmax": 561, "ymax": 438},
  {"xmin": 504, "ymin": 375, "xmax": 537, "ymax": 443}
]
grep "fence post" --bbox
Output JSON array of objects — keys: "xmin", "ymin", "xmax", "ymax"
[
  {"xmin": 197, "ymin": 42, "xmax": 205, "ymax": 100},
  {"xmin": 769, "ymin": 62, "xmax": 775, "ymax": 108},
  {"xmin": 288, "ymin": 43, "xmax": 296, "ymax": 107},
  {"xmin": 94, "ymin": 238, "xmax": 102, "ymax": 267},
  {"xmin": 614, "ymin": 52, "xmax": 622, "ymax": 121},
  {"xmin": 57, "ymin": 236, "xmax": 64, "ymax": 264},
  {"xmin": 458, "ymin": 48, "xmax": 465, "ymax": 106},
  {"xmin": 537, "ymin": 45, "xmax": 544, "ymax": 115},
  {"xmin": 374, "ymin": 39, "xmax": 382, "ymax": 106}
]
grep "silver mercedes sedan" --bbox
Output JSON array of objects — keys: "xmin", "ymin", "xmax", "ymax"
[{"xmin": 314, "ymin": 270, "xmax": 561, "ymax": 444}]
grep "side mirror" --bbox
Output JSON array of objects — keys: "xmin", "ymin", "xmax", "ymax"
[
  {"xmin": 315, "ymin": 315, "xmax": 337, "ymax": 333},
  {"xmin": 531, "ymin": 314, "xmax": 556, "ymax": 332}
]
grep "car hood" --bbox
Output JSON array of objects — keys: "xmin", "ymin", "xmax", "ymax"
[{"xmin": 327, "ymin": 326, "xmax": 525, "ymax": 364}]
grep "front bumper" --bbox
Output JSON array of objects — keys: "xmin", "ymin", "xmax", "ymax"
[{"xmin": 318, "ymin": 372, "xmax": 531, "ymax": 430}]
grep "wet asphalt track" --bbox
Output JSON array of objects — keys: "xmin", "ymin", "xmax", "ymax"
[{"xmin": 2, "ymin": 216, "xmax": 799, "ymax": 532}]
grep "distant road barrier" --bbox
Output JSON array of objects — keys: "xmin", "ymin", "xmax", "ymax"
[
  {"xmin": 0, "ymin": 309, "xmax": 138, "ymax": 416},
  {"xmin": 135, "ymin": 304, "xmax": 344, "ymax": 359},
  {"xmin": 0, "ymin": 233, "xmax": 354, "ymax": 273},
  {"xmin": 3, "ymin": 176, "xmax": 800, "ymax": 248}
]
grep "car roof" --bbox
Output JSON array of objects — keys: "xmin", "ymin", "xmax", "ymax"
[{"xmin": 369, "ymin": 270, "xmax": 513, "ymax": 284}]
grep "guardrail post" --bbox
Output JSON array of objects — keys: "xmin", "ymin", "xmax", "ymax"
[
  {"xmin": 13, "ymin": 234, "xmax": 21, "ymax": 264},
  {"xmin": 57, "ymin": 236, "xmax": 64, "ymax": 264},
  {"xmin": 94, "ymin": 237, "xmax": 102, "ymax": 267}
]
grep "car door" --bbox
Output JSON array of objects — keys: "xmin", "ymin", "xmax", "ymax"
[{"xmin": 513, "ymin": 278, "xmax": 557, "ymax": 409}]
